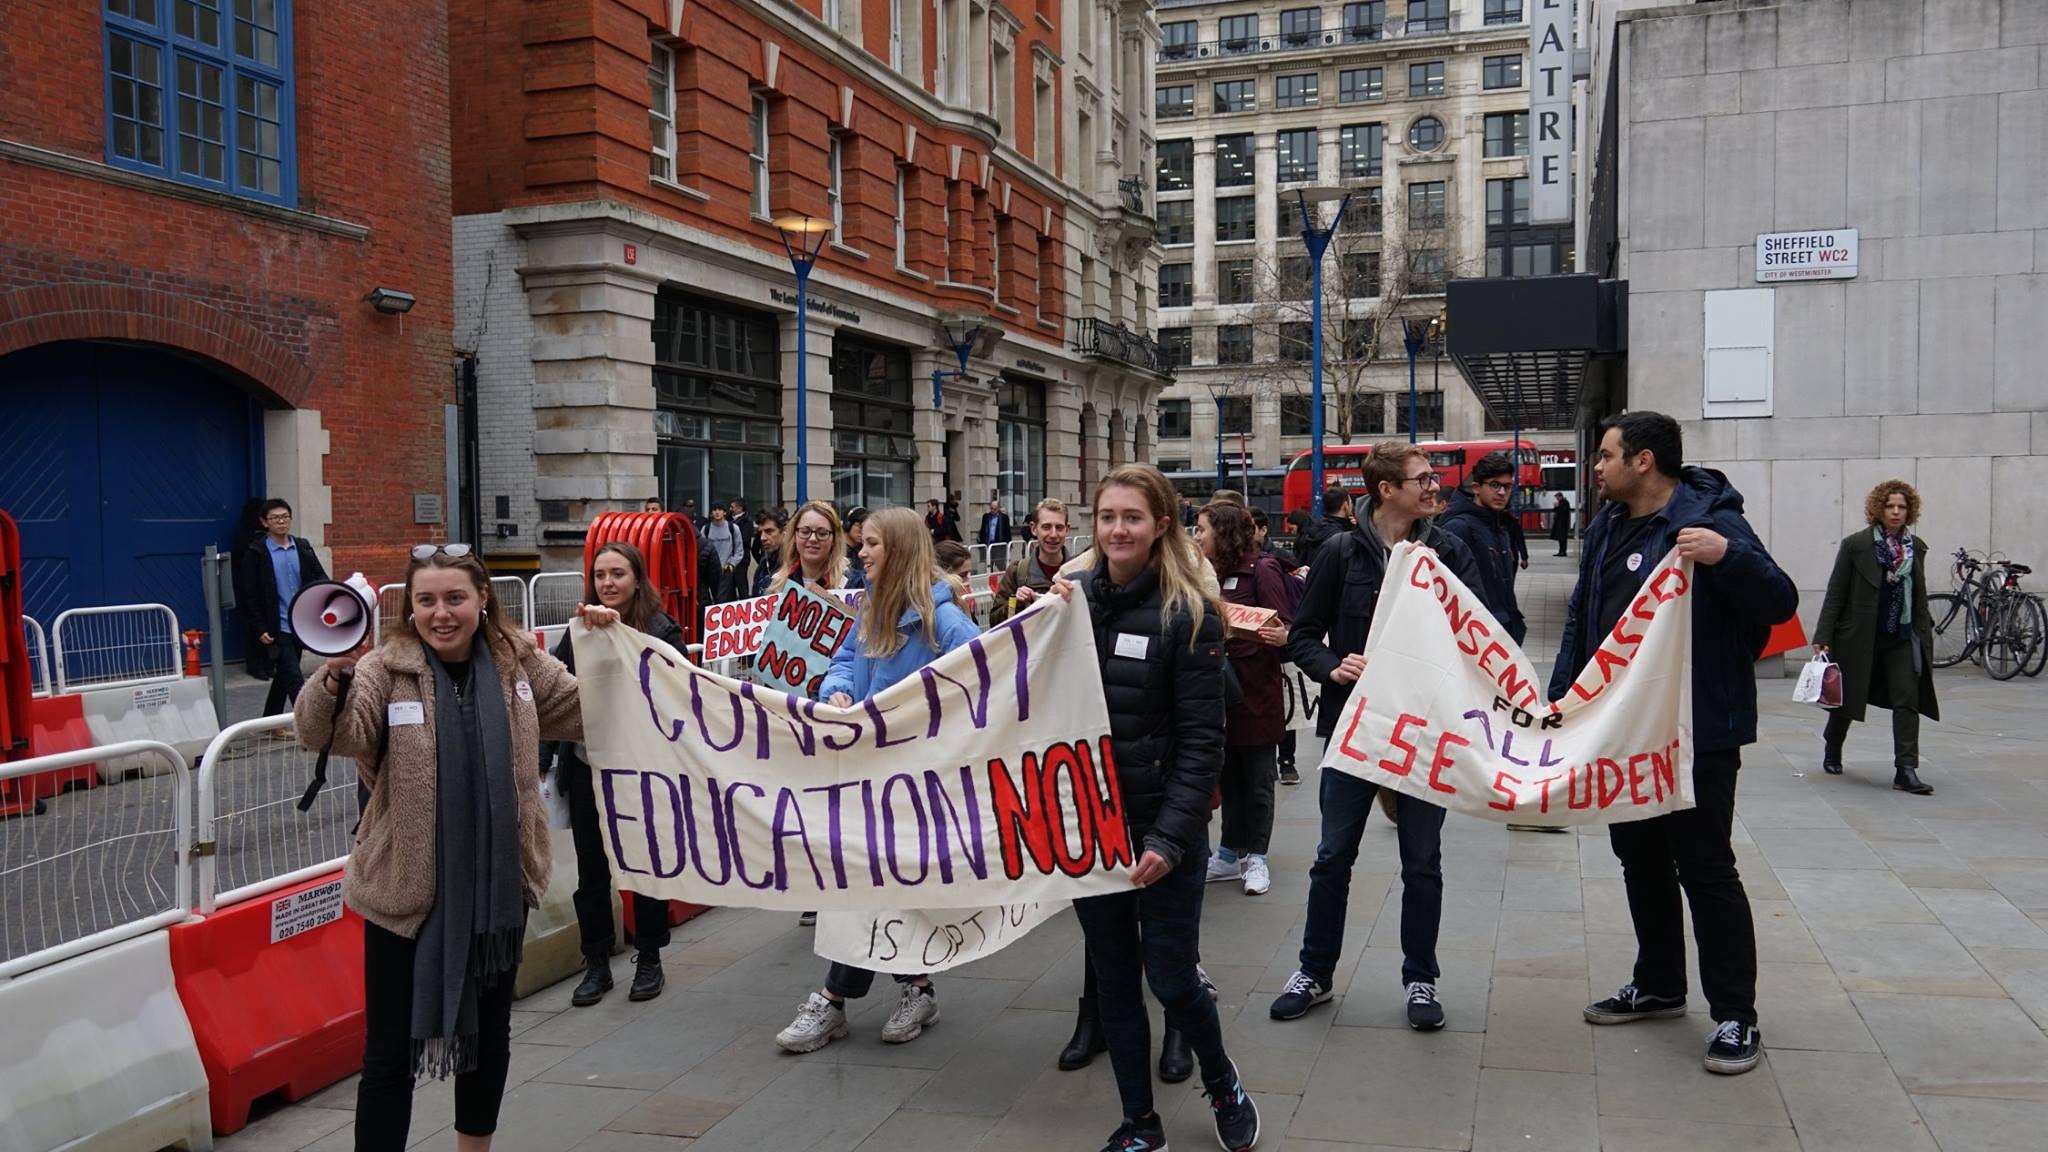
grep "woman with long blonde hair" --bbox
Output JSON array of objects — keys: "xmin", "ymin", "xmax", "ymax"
[
  {"xmin": 764, "ymin": 500, "xmax": 851, "ymax": 593},
  {"xmin": 1047, "ymin": 464, "xmax": 1259, "ymax": 1152},
  {"xmin": 774, "ymin": 505, "xmax": 982, "ymax": 1055}
]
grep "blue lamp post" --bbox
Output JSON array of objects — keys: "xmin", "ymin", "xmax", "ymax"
[
  {"xmin": 931, "ymin": 315, "xmax": 983, "ymax": 408},
  {"xmin": 775, "ymin": 214, "xmax": 834, "ymax": 504},
  {"xmin": 1291, "ymin": 187, "xmax": 1354, "ymax": 502}
]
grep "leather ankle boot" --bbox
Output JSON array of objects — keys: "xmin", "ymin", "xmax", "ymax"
[
  {"xmin": 1822, "ymin": 746, "xmax": 1843, "ymax": 775},
  {"xmin": 1058, "ymin": 998, "xmax": 1106, "ymax": 1070},
  {"xmin": 571, "ymin": 957, "xmax": 613, "ymax": 1007},
  {"xmin": 1157, "ymin": 1026, "xmax": 1193, "ymax": 1083},
  {"xmin": 1894, "ymin": 767, "xmax": 1933, "ymax": 795},
  {"xmin": 629, "ymin": 949, "xmax": 666, "ymax": 1001}
]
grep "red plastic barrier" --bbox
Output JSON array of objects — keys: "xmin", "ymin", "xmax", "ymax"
[
  {"xmin": 587, "ymin": 511, "xmax": 700, "ymax": 645},
  {"xmin": 0, "ymin": 694, "xmax": 99, "ymax": 816},
  {"xmin": 1761, "ymin": 614, "xmax": 1809, "ymax": 659},
  {"xmin": 622, "ymin": 894, "xmax": 709, "ymax": 936},
  {"xmin": 169, "ymin": 872, "xmax": 365, "ymax": 1136}
]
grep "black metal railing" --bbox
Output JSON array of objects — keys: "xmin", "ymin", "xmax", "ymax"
[
  {"xmin": 1071, "ymin": 317, "xmax": 1174, "ymax": 375},
  {"xmin": 1157, "ymin": 26, "xmax": 1382, "ymax": 62},
  {"xmin": 1117, "ymin": 176, "xmax": 1147, "ymax": 216}
]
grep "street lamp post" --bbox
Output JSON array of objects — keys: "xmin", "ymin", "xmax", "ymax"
[
  {"xmin": 931, "ymin": 315, "xmax": 983, "ymax": 409},
  {"xmin": 1402, "ymin": 317, "xmax": 1428, "ymax": 444},
  {"xmin": 1291, "ymin": 187, "xmax": 1355, "ymax": 503},
  {"xmin": 774, "ymin": 215, "xmax": 834, "ymax": 505}
]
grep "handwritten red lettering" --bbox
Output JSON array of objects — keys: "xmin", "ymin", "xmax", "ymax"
[
  {"xmin": 1426, "ymin": 730, "xmax": 1468, "ymax": 794},
  {"xmin": 1380, "ymin": 713, "xmax": 1425, "ymax": 777},
  {"xmin": 1627, "ymin": 753, "xmax": 1649, "ymax": 805},
  {"xmin": 1487, "ymin": 771, "xmax": 1521, "ymax": 811},
  {"xmin": 1337, "ymin": 694, "xmax": 1374, "ymax": 763}
]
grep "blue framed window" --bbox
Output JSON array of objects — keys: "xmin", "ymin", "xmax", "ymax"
[{"xmin": 103, "ymin": 0, "xmax": 295, "ymax": 205}]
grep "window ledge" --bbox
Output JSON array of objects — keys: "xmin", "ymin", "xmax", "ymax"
[
  {"xmin": 937, "ymin": 280, "xmax": 995, "ymax": 298},
  {"xmin": 830, "ymin": 241, "xmax": 870, "ymax": 260},
  {"xmin": 651, "ymin": 175, "xmax": 711, "ymax": 202},
  {"xmin": 897, "ymin": 265, "xmax": 931, "ymax": 282},
  {"xmin": 1035, "ymin": 13, "xmax": 1055, "ymax": 33},
  {"xmin": 0, "ymin": 138, "xmax": 368, "ymax": 240},
  {"xmin": 993, "ymin": 302, "xmax": 1022, "ymax": 317}
]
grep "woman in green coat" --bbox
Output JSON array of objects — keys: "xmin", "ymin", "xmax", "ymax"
[{"xmin": 1814, "ymin": 480, "xmax": 1938, "ymax": 795}]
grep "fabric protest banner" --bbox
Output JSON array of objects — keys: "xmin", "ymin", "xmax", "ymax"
[
  {"xmin": 754, "ymin": 582, "xmax": 858, "ymax": 696},
  {"xmin": 571, "ymin": 597, "xmax": 1135, "ymax": 916},
  {"xmin": 1320, "ymin": 542, "xmax": 1695, "ymax": 826},
  {"xmin": 812, "ymin": 901, "xmax": 1066, "ymax": 975}
]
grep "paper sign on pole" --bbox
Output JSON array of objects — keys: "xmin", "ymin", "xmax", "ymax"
[{"xmin": 1320, "ymin": 542, "xmax": 1695, "ymax": 826}]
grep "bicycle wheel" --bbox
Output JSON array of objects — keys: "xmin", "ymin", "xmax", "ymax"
[
  {"xmin": 1985, "ymin": 595, "xmax": 2025, "ymax": 681},
  {"xmin": 1928, "ymin": 592, "xmax": 1973, "ymax": 669},
  {"xmin": 2012, "ymin": 593, "xmax": 2046, "ymax": 678}
]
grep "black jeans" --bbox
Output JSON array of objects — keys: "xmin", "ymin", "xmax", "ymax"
[
  {"xmin": 1219, "ymin": 744, "xmax": 1278, "ymax": 856},
  {"xmin": 1822, "ymin": 638, "xmax": 1921, "ymax": 769},
  {"xmin": 825, "ymin": 963, "xmax": 923, "ymax": 1000},
  {"xmin": 559, "ymin": 754, "xmax": 671, "ymax": 959},
  {"xmin": 262, "ymin": 632, "xmax": 305, "ymax": 716},
  {"xmin": 357, "ymin": 920, "xmax": 517, "ymax": 1149},
  {"xmin": 1279, "ymin": 728, "xmax": 1298, "ymax": 771},
  {"xmin": 1074, "ymin": 842, "xmax": 1233, "ymax": 1120},
  {"xmin": 1299, "ymin": 768, "xmax": 1446, "ymax": 988},
  {"xmin": 1608, "ymin": 749, "xmax": 1757, "ymax": 1025}
]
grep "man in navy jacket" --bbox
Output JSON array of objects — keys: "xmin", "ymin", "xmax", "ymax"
[{"xmin": 1548, "ymin": 411, "xmax": 1796, "ymax": 1078}]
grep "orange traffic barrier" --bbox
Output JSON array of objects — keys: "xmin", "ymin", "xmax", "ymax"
[
  {"xmin": 1761, "ymin": 614, "xmax": 1809, "ymax": 659},
  {"xmin": 1, "ymin": 694, "xmax": 99, "ymax": 815},
  {"xmin": 168, "ymin": 871, "xmax": 364, "ymax": 1136}
]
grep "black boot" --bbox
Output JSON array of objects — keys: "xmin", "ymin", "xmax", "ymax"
[
  {"xmin": 1894, "ymin": 767, "xmax": 1933, "ymax": 795},
  {"xmin": 1157, "ymin": 1026, "xmax": 1193, "ymax": 1083},
  {"xmin": 571, "ymin": 957, "xmax": 613, "ymax": 1007},
  {"xmin": 1823, "ymin": 745, "xmax": 1843, "ymax": 775},
  {"xmin": 628, "ymin": 949, "xmax": 666, "ymax": 1001},
  {"xmin": 1058, "ymin": 998, "xmax": 1106, "ymax": 1070}
]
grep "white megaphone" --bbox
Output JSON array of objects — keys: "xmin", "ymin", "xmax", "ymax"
[{"xmin": 288, "ymin": 572, "xmax": 378, "ymax": 656}]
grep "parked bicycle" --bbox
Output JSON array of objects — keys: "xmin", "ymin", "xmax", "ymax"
[{"xmin": 1929, "ymin": 550, "xmax": 2045, "ymax": 679}]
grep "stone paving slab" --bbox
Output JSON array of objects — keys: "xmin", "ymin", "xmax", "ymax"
[{"xmin": 215, "ymin": 576, "xmax": 2048, "ymax": 1151}]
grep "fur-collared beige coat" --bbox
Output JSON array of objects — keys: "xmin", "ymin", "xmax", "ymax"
[{"xmin": 294, "ymin": 626, "xmax": 582, "ymax": 938}]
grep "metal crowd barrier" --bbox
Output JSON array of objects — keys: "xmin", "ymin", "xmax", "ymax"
[
  {"xmin": 50, "ymin": 603, "xmax": 182, "ymax": 694},
  {"xmin": 529, "ymin": 571, "xmax": 585, "ymax": 629},
  {"xmin": 0, "ymin": 741, "xmax": 193, "ymax": 979},
  {"xmin": 20, "ymin": 614, "xmax": 52, "ymax": 698},
  {"xmin": 490, "ymin": 576, "xmax": 531, "ymax": 633},
  {"xmin": 194, "ymin": 717, "xmax": 359, "ymax": 914},
  {"xmin": 372, "ymin": 582, "xmax": 407, "ymax": 647}
]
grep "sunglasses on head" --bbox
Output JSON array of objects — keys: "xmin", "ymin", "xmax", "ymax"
[{"xmin": 411, "ymin": 543, "xmax": 474, "ymax": 560}]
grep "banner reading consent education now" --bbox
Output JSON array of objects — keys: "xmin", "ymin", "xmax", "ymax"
[
  {"xmin": 571, "ymin": 597, "xmax": 1136, "ymax": 912},
  {"xmin": 1321, "ymin": 542, "xmax": 1696, "ymax": 827}
]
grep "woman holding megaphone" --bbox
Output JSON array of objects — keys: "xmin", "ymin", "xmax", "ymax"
[
  {"xmin": 543, "ymin": 541, "xmax": 686, "ymax": 1007},
  {"xmin": 295, "ymin": 544, "xmax": 621, "ymax": 1152}
]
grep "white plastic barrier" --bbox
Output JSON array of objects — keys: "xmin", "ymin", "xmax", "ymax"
[
  {"xmin": 79, "ymin": 679, "xmax": 220, "ymax": 780},
  {"xmin": 195, "ymin": 716, "xmax": 356, "ymax": 913},
  {"xmin": 51, "ymin": 603, "xmax": 182, "ymax": 694},
  {"xmin": 0, "ymin": 929, "xmax": 212, "ymax": 1152},
  {"xmin": 515, "ymin": 826, "xmax": 615, "ymax": 1000},
  {"xmin": 22, "ymin": 614, "xmax": 52, "ymax": 699}
]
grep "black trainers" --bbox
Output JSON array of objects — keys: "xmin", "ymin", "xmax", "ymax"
[
  {"xmin": 1584, "ymin": 982, "xmax": 1686, "ymax": 1024},
  {"xmin": 1278, "ymin": 765, "xmax": 1300, "ymax": 786},
  {"xmin": 628, "ymin": 949, "xmax": 665, "ymax": 1001},
  {"xmin": 1405, "ymin": 981, "xmax": 1445, "ymax": 1031},
  {"xmin": 1205, "ymin": 1062, "xmax": 1261, "ymax": 1152},
  {"xmin": 1099, "ymin": 1111, "xmax": 1168, "ymax": 1152},
  {"xmin": 1705, "ymin": 1020, "xmax": 1763, "ymax": 1074},
  {"xmin": 570, "ymin": 958, "xmax": 613, "ymax": 1007},
  {"xmin": 1269, "ymin": 971, "xmax": 1331, "ymax": 1020}
]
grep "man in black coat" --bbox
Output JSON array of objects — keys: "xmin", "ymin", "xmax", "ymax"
[
  {"xmin": 925, "ymin": 499, "xmax": 962, "ymax": 543},
  {"xmin": 1436, "ymin": 451, "xmax": 1528, "ymax": 644},
  {"xmin": 236, "ymin": 498, "xmax": 329, "ymax": 716},
  {"xmin": 1548, "ymin": 411, "xmax": 1796, "ymax": 1078},
  {"xmin": 1270, "ymin": 443, "xmax": 1483, "ymax": 1033},
  {"xmin": 1293, "ymin": 484, "xmax": 1353, "ymax": 572},
  {"xmin": 976, "ymin": 499, "xmax": 1013, "ymax": 546}
]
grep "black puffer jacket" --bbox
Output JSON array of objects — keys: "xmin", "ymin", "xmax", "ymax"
[
  {"xmin": 1435, "ymin": 488, "xmax": 1527, "ymax": 643},
  {"xmin": 1286, "ymin": 519, "xmax": 1484, "ymax": 738},
  {"xmin": 1295, "ymin": 513, "xmax": 1348, "ymax": 571},
  {"xmin": 1086, "ymin": 560, "xmax": 1225, "ymax": 869},
  {"xmin": 543, "ymin": 610, "xmax": 686, "ymax": 775}
]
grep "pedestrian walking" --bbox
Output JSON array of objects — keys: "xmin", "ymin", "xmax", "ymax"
[
  {"xmin": 1045, "ymin": 463, "xmax": 1261, "ymax": 1152},
  {"xmin": 294, "ymin": 545, "xmax": 624, "ymax": 1151},
  {"xmin": 1550, "ymin": 493, "xmax": 1572, "ymax": 556},
  {"xmin": 698, "ymin": 504, "xmax": 744, "ymax": 603},
  {"xmin": 544, "ymin": 542, "xmax": 684, "ymax": 1008},
  {"xmin": 977, "ymin": 499, "xmax": 1013, "ymax": 546},
  {"xmin": 1551, "ymin": 411, "xmax": 1796, "ymax": 1076},
  {"xmin": 1437, "ymin": 451, "xmax": 1528, "ymax": 643},
  {"xmin": 1271, "ymin": 442, "xmax": 1483, "ymax": 1032},
  {"xmin": 238, "ymin": 498, "xmax": 330, "ymax": 717},
  {"xmin": 774, "ymin": 507, "xmax": 981, "ymax": 1054},
  {"xmin": 1197, "ymin": 501, "xmax": 1291, "ymax": 897},
  {"xmin": 1249, "ymin": 509, "xmax": 1306, "ymax": 785},
  {"xmin": 1814, "ymin": 480, "xmax": 1938, "ymax": 795},
  {"xmin": 925, "ymin": 498, "xmax": 962, "ymax": 543},
  {"xmin": 726, "ymin": 499, "xmax": 754, "ymax": 595},
  {"xmin": 232, "ymin": 499, "xmax": 273, "ymax": 680}
]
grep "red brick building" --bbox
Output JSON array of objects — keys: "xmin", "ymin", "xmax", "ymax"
[
  {"xmin": 0, "ymin": 0, "xmax": 454, "ymax": 650},
  {"xmin": 450, "ymin": 0, "xmax": 1166, "ymax": 567}
]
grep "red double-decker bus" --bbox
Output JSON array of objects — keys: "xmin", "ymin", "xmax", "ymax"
[{"xmin": 1283, "ymin": 440, "xmax": 1548, "ymax": 529}]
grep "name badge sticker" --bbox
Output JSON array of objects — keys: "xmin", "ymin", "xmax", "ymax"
[
  {"xmin": 388, "ymin": 701, "xmax": 425, "ymax": 726},
  {"xmin": 1626, "ymin": 553, "xmax": 1644, "ymax": 572},
  {"xmin": 1114, "ymin": 633, "xmax": 1151, "ymax": 660},
  {"xmin": 1222, "ymin": 577, "xmax": 1240, "ymax": 591},
  {"xmin": 516, "ymin": 679, "xmax": 534, "ymax": 703}
]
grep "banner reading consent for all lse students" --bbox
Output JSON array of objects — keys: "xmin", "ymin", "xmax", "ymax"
[
  {"xmin": 570, "ymin": 597, "xmax": 1135, "ymax": 912},
  {"xmin": 1322, "ymin": 542, "xmax": 1696, "ymax": 827}
]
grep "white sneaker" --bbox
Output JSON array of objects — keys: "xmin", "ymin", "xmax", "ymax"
[
  {"xmin": 1242, "ymin": 856, "xmax": 1271, "ymax": 895},
  {"xmin": 1205, "ymin": 854, "xmax": 1242, "ymax": 883},
  {"xmin": 774, "ymin": 992, "xmax": 848, "ymax": 1053},
  {"xmin": 880, "ymin": 982, "xmax": 940, "ymax": 1043}
]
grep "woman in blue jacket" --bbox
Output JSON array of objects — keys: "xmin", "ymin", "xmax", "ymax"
[{"xmin": 773, "ymin": 505, "xmax": 980, "ymax": 1054}]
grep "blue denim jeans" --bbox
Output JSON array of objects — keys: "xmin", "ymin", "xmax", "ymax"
[
  {"xmin": 1075, "ymin": 840, "xmax": 1233, "ymax": 1120},
  {"xmin": 1299, "ymin": 768, "xmax": 1445, "ymax": 988}
]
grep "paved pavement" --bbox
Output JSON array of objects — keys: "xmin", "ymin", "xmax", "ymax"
[{"xmin": 216, "ymin": 553, "xmax": 2048, "ymax": 1152}]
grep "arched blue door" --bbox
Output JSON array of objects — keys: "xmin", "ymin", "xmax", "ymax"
[{"xmin": 0, "ymin": 342, "xmax": 263, "ymax": 657}]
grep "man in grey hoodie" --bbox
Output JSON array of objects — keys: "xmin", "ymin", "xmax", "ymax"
[{"xmin": 699, "ymin": 504, "xmax": 744, "ymax": 603}]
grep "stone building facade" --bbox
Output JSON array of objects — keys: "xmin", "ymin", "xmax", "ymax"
[
  {"xmin": 1581, "ymin": 0, "xmax": 2048, "ymax": 596},
  {"xmin": 451, "ymin": 0, "xmax": 1171, "ymax": 570}
]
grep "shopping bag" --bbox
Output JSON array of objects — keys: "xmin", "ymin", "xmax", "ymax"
[
  {"xmin": 1817, "ymin": 661, "xmax": 1843, "ymax": 709},
  {"xmin": 539, "ymin": 768, "xmax": 572, "ymax": 830},
  {"xmin": 1792, "ymin": 656, "xmax": 1831, "ymax": 704}
]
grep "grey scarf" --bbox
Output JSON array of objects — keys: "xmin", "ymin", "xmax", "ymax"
[{"xmin": 414, "ymin": 634, "xmax": 525, "ymax": 1079}]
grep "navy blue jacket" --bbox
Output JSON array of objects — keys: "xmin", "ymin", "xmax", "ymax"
[
  {"xmin": 1546, "ymin": 468, "xmax": 1797, "ymax": 752},
  {"xmin": 1435, "ymin": 488, "xmax": 1526, "ymax": 644}
]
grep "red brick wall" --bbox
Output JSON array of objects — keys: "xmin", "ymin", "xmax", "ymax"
[
  {"xmin": 0, "ymin": 0, "xmax": 455, "ymax": 582},
  {"xmin": 451, "ymin": 0, "xmax": 1069, "ymax": 340}
]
